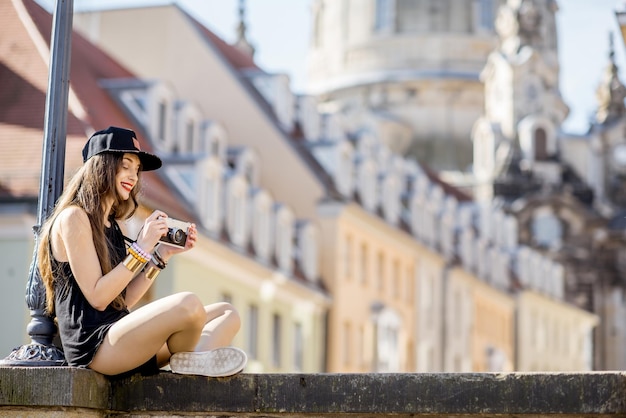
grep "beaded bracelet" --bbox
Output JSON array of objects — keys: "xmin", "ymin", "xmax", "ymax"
[
  {"xmin": 128, "ymin": 247, "xmax": 148, "ymax": 264},
  {"xmin": 131, "ymin": 242, "xmax": 152, "ymax": 262},
  {"xmin": 122, "ymin": 253, "xmax": 146, "ymax": 274}
]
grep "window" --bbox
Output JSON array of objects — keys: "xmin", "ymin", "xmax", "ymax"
[
  {"xmin": 185, "ymin": 120, "xmax": 194, "ymax": 153},
  {"xmin": 392, "ymin": 259, "xmax": 401, "ymax": 299},
  {"xmin": 272, "ymin": 313, "xmax": 282, "ymax": 368},
  {"xmin": 534, "ymin": 128, "xmax": 548, "ymax": 160},
  {"xmin": 345, "ymin": 235, "xmax": 354, "ymax": 280},
  {"xmin": 252, "ymin": 191, "xmax": 273, "ymax": 263},
  {"xmin": 298, "ymin": 222, "xmax": 319, "ymax": 282},
  {"xmin": 374, "ymin": 0, "xmax": 394, "ymax": 32},
  {"xmin": 478, "ymin": 0, "xmax": 495, "ymax": 31},
  {"xmin": 247, "ymin": 305, "xmax": 259, "ymax": 360},
  {"xmin": 359, "ymin": 242, "xmax": 368, "ymax": 285},
  {"xmin": 157, "ymin": 101, "xmax": 167, "ymax": 144},
  {"xmin": 275, "ymin": 205, "xmax": 294, "ymax": 275},
  {"xmin": 358, "ymin": 159, "xmax": 378, "ymax": 211},
  {"xmin": 531, "ymin": 209, "xmax": 562, "ymax": 249},
  {"xmin": 377, "ymin": 251, "xmax": 386, "ymax": 292},
  {"xmin": 382, "ymin": 174, "xmax": 400, "ymax": 224},
  {"xmin": 294, "ymin": 322, "xmax": 304, "ymax": 371},
  {"xmin": 226, "ymin": 175, "xmax": 249, "ymax": 248},
  {"xmin": 197, "ymin": 157, "xmax": 223, "ymax": 234},
  {"xmin": 336, "ymin": 142, "xmax": 354, "ymax": 197},
  {"xmin": 375, "ymin": 308, "xmax": 400, "ymax": 372}
]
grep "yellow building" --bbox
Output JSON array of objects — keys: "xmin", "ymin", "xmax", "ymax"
[{"xmin": 447, "ymin": 267, "xmax": 515, "ymax": 372}]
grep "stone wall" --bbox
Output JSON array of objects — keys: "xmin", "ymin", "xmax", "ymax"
[{"xmin": 0, "ymin": 367, "xmax": 625, "ymax": 417}]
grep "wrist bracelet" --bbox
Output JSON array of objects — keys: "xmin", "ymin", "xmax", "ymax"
[
  {"xmin": 131, "ymin": 242, "xmax": 152, "ymax": 262},
  {"xmin": 144, "ymin": 264, "xmax": 161, "ymax": 281},
  {"xmin": 153, "ymin": 249, "xmax": 168, "ymax": 269},
  {"xmin": 123, "ymin": 253, "xmax": 146, "ymax": 274}
]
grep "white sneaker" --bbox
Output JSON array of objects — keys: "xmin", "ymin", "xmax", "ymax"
[{"xmin": 170, "ymin": 346, "xmax": 247, "ymax": 377}]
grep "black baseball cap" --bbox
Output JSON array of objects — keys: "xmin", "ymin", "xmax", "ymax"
[{"xmin": 82, "ymin": 126, "xmax": 162, "ymax": 171}]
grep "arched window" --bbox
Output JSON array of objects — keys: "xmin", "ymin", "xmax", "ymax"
[
  {"xmin": 357, "ymin": 158, "xmax": 378, "ymax": 211},
  {"xmin": 174, "ymin": 101, "xmax": 202, "ymax": 154},
  {"xmin": 274, "ymin": 204, "xmax": 295, "ymax": 275},
  {"xmin": 335, "ymin": 141, "xmax": 355, "ymax": 197},
  {"xmin": 297, "ymin": 221, "xmax": 319, "ymax": 282},
  {"xmin": 147, "ymin": 83, "xmax": 175, "ymax": 152},
  {"xmin": 200, "ymin": 121, "xmax": 227, "ymax": 161},
  {"xmin": 534, "ymin": 128, "xmax": 548, "ymax": 160},
  {"xmin": 381, "ymin": 173, "xmax": 401, "ymax": 225},
  {"xmin": 197, "ymin": 157, "xmax": 223, "ymax": 234},
  {"xmin": 225, "ymin": 174, "xmax": 250, "ymax": 248},
  {"xmin": 251, "ymin": 189, "xmax": 274, "ymax": 263}
]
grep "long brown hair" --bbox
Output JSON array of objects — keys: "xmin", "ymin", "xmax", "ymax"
[{"xmin": 38, "ymin": 153, "xmax": 141, "ymax": 315}]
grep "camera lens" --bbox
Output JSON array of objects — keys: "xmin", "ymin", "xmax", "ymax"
[{"xmin": 169, "ymin": 228, "xmax": 185, "ymax": 244}]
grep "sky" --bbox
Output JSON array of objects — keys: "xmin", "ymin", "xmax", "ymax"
[{"xmin": 53, "ymin": 0, "xmax": 626, "ymax": 135}]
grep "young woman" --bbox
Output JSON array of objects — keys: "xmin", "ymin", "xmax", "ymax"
[{"xmin": 38, "ymin": 126, "xmax": 247, "ymax": 377}]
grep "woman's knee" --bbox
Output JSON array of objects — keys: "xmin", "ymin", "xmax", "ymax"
[
  {"xmin": 206, "ymin": 302, "xmax": 241, "ymax": 330},
  {"xmin": 172, "ymin": 292, "xmax": 206, "ymax": 328}
]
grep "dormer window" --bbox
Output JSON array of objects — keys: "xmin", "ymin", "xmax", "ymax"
[
  {"xmin": 174, "ymin": 101, "xmax": 202, "ymax": 154},
  {"xmin": 250, "ymin": 73, "xmax": 295, "ymax": 132},
  {"xmin": 197, "ymin": 157, "xmax": 223, "ymax": 234},
  {"xmin": 225, "ymin": 174, "xmax": 250, "ymax": 248},
  {"xmin": 147, "ymin": 82, "xmax": 175, "ymax": 152},
  {"xmin": 358, "ymin": 158, "xmax": 378, "ymax": 211},
  {"xmin": 234, "ymin": 148, "xmax": 260, "ymax": 187},
  {"xmin": 251, "ymin": 189, "xmax": 274, "ymax": 263},
  {"xmin": 201, "ymin": 121, "xmax": 227, "ymax": 161},
  {"xmin": 381, "ymin": 173, "xmax": 401, "ymax": 225},
  {"xmin": 322, "ymin": 112, "xmax": 345, "ymax": 142},
  {"xmin": 297, "ymin": 221, "xmax": 319, "ymax": 282},
  {"xmin": 297, "ymin": 95, "xmax": 321, "ymax": 141},
  {"xmin": 335, "ymin": 141, "xmax": 355, "ymax": 197},
  {"xmin": 274, "ymin": 204, "xmax": 295, "ymax": 275}
]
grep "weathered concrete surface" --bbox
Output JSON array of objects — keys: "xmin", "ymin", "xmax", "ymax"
[
  {"xmin": 1, "ymin": 367, "xmax": 626, "ymax": 417},
  {"xmin": 0, "ymin": 366, "xmax": 109, "ymax": 417}
]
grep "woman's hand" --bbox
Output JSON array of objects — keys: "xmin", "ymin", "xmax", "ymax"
[
  {"xmin": 157, "ymin": 223, "xmax": 198, "ymax": 260},
  {"xmin": 135, "ymin": 211, "xmax": 169, "ymax": 251}
]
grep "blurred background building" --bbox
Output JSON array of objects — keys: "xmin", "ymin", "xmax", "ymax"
[{"xmin": 1, "ymin": 0, "xmax": 625, "ymax": 372}]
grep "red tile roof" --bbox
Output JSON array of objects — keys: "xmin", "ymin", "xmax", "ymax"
[{"xmin": 1, "ymin": 0, "xmax": 192, "ymax": 220}]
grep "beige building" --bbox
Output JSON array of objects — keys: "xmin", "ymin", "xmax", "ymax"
[{"xmin": 517, "ymin": 291, "xmax": 597, "ymax": 371}]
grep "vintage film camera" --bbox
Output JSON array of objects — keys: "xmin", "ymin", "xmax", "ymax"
[{"xmin": 159, "ymin": 218, "xmax": 191, "ymax": 248}]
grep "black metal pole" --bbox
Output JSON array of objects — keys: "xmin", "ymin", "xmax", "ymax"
[{"xmin": 1, "ymin": 0, "xmax": 73, "ymax": 365}]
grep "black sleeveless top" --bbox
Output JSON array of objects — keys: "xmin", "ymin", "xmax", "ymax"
[{"xmin": 52, "ymin": 219, "xmax": 130, "ymax": 367}]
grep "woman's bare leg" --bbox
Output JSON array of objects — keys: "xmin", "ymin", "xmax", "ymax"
[
  {"xmin": 89, "ymin": 292, "xmax": 206, "ymax": 375},
  {"xmin": 194, "ymin": 302, "xmax": 241, "ymax": 351}
]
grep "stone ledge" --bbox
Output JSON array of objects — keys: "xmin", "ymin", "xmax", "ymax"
[{"xmin": 1, "ymin": 367, "xmax": 625, "ymax": 417}]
